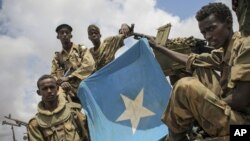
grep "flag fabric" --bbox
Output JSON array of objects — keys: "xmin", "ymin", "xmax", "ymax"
[{"xmin": 78, "ymin": 38, "xmax": 171, "ymax": 141}]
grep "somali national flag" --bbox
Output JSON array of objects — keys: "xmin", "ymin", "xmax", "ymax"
[{"xmin": 78, "ymin": 38, "xmax": 171, "ymax": 141}]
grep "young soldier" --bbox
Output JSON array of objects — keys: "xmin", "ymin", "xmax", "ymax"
[
  {"xmin": 27, "ymin": 74, "xmax": 89, "ymax": 141},
  {"xmin": 87, "ymin": 24, "xmax": 102, "ymax": 62},
  {"xmin": 150, "ymin": 3, "xmax": 250, "ymax": 140},
  {"xmin": 91, "ymin": 23, "xmax": 133, "ymax": 70},
  {"xmin": 51, "ymin": 24, "xmax": 95, "ymax": 103}
]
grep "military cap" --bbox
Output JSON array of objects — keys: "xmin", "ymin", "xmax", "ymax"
[
  {"xmin": 88, "ymin": 24, "xmax": 100, "ymax": 33},
  {"xmin": 56, "ymin": 24, "xmax": 72, "ymax": 33}
]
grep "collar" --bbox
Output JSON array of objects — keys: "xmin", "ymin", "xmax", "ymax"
[
  {"xmin": 37, "ymin": 95, "xmax": 66, "ymax": 116},
  {"xmin": 61, "ymin": 43, "xmax": 78, "ymax": 55},
  {"xmin": 222, "ymin": 32, "xmax": 241, "ymax": 63}
]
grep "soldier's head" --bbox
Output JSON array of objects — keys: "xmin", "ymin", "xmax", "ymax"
[
  {"xmin": 196, "ymin": 3, "xmax": 233, "ymax": 49},
  {"xmin": 119, "ymin": 23, "xmax": 134, "ymax": 37},
  {"xmin": 88, "ymin": 24, "xmax": 101, "ymax": 46},
  {"xmin": 56, "ymin": 24, "xmax": 73, "ymax": 44},
  {"xmin": 37, "ymin": 74, "xmax": 58, "ymax": 103}
]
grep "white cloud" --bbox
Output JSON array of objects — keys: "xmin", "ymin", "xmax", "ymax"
[{"xmin": 0, "ymin": 0, "xmax": 239, "ymax": 140}]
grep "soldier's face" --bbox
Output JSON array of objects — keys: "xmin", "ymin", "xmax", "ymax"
[
  {"xmin": 38, "ymin": 78, "xmax": 58, "ymax": 103},
  {"xmin": 57, "ymin": 27, "xmax": 72, "ymax": 43},
  {"xmin": 88, "ymin": 30, "xmax": 101, "ymax": 44},
  {"xmin": 198, "ymin": 14, "xmax": 232, "ymax": 49},
  {"xmin": 119, "ymin": 24, "xmax": 130, "ymax": 36}
]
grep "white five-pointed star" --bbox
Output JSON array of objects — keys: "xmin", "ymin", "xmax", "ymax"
[{"xmin": 116, "ymin": 88, "xmax": 155, "ymax": 134}]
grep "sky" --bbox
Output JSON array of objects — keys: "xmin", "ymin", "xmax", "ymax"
[{"xmin": 0, "ymin": 0, "xmax": 237, "ymax": 140}]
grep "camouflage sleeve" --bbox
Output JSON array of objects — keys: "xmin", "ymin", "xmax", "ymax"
[
  {"xmin": 186, "ymin": 48, "xmax": 223, "ymax": 72},
  {"xmin": 230, "ymin": 36, "xmax": 250, "ymax": 84},
  {"xmin": 27, "ymin": 118, "xmax": 45, "ymax": 141},
  {"xmin": 96, "ymin": 35, "xmax": 125, "ymax": 69},
  {"xmin": 98, "ymin": 34, "xmax": 125, "ymax": 54},
  {"xmin": 71, "ymin": 46, "xmax": 95, "ymax": 80},
  {"xmin": 186, "ymin": 49, "xmax": 223, "ymax": 94}
]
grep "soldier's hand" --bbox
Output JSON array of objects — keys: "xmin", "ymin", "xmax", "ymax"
[
  {"xmin": 60, "ymin": 82, "xmax": 72, "ymax": 92},
  {"xmin": 58, "ymin": 77, "xmax": 70, "ymax": 84}
]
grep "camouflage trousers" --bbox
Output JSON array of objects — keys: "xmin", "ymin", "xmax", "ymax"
[{"xmin": 162, "ymin": 77, "xmax": 250, "ymax": 140}]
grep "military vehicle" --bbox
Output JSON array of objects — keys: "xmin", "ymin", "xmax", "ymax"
[{"xmin": 133, "ymin": 23, "xmax": 213, "ymax": 85}]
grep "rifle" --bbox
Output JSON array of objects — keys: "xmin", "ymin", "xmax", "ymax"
[
  {"xmin": 54, "ymin": 52, "xmax": 74, "ymax": 97},
  {"xmin": 3, "ymin": 114, "xmax": 28, "ymax": 127},
  {"xmin": 2, "ymin": 121, "xmax": 17, "ymax": 141},
  {"xmin": 132, "ymin": 32, "xmax": 156, "ymax": 40},
  {"xmin": 132, "ymin": 32, "xmax": 212, "ymax": 54},
  {"xmin": 2, "ymin": 120, "xmax": 20, "ymax": 127},
  {"xmin": 2, "ymin": 114, "xmax": 28, "ymax": 141}
]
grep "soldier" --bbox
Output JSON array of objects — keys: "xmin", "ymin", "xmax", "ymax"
[
  {"xmin": 150, "ymin": 3, "xmax": 250, "ymax": 140},
  {"xmin": 51, "ymin": 24, "xmax": 95, "ymax": 103},
  {"xmin": 115, "ymin": 23, "xmax": 138, "ymax": 59},
  {"xmin": 87, "ymin": 24, "xmax": 102, "ymax": 62},
  {"xmin": 27, "ymin": 74, "xmax": 89, "ymax": 141}
]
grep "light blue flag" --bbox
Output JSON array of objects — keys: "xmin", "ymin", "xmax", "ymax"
[{"xmin": 78, "ymin": 38, "xmax": 171, "ymax": 141}]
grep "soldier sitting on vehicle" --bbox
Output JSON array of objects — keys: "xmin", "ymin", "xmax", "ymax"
[
  {"xmin": 93, "ymin": 23, "xmax": 133, "ymax": 70},
  {"xmin": 27, "ymin": 74, "xmax": 90, "ymax": 141},
  {"xmin": 51, "ymin": 24, "xmax": 95, "ymax": 103},
  {"xmin": 149, "ymin": 2, "xmax": 250, "ymax": 141},
  {"xmin": 88, "ymin": 24, "xmax": 102, "ymax": 62}
]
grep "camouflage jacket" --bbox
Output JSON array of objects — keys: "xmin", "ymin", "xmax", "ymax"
[
  {"xmin": 27, "ymin": 96, "xmax": 89, "ymax": 141},
  {"xmin": 51, "ymin": 43, "xmax": 95, "ymax": 94},
  {"xmin": 186, "ymin": 32, "xmax": 248, "ymax": 98}
]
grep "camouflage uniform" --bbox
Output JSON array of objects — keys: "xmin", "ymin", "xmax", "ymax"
[
  {"xmin": 187, "ymin": 48, "xmax": 223, "ymax": 95},
  {"xmin": 51, "ymin": 43, "xmax": 95, "ymax": 95},
  {"xmin": 95, "ymin": 35, "xmax": 125, "ymax": 70},
  {"xmin": 162, "ymin": 33, "xmax": 250, "ymax": 140},
  {"xmin": 27, "ymin": 95, "xmax": 89, "ymax": 141}
]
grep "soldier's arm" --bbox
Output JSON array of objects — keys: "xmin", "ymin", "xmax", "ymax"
[
  {"xmin": 189, "ymin": 49, "xmax": 222, "ymax": 71},
  {"xmin": 224, "ymin": 81, "xmax": 250, "ymax": 113},
  {"xmin": 27, "ymin": 118, "xmax": 45, "ymax": 141},
  {"xmin": 224, "ymin": 37, "xmax": 250, "ymax": 113},
  {"xmin": 70, "ymin": 46, "xmax": 95, "ymax": 80},
  {"xmin": 95, "ymin": 34, "xmax": 128, "ymax": 70},
  {"xmin": 151, "ymin": 43, "xmax": 189, "ymax": 65}
]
